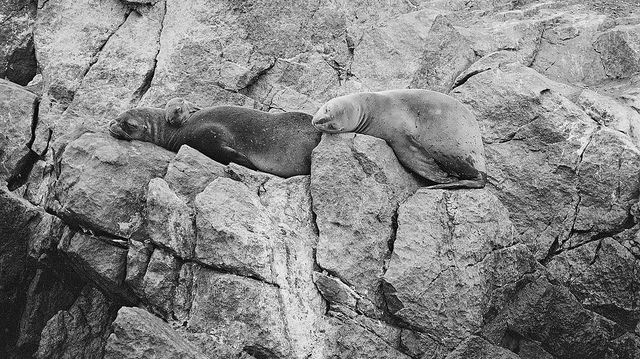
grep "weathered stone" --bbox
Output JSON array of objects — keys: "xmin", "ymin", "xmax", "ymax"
[
  {"xmin": 13, "ymin": 269, "xmax": 78, "ymax": 359},
  {"xmin": 140, "ymin": 248, "xmax": 179, "ymax": 319},
  {"xmin": 410, "ymin": 15, "xmax": 475, "ymax": 92},
  {"xmin": 163, "ymin": 145, "xmax": 227, "ymax": 202},
  {"xmin": 399, "ymin": 329, "xmax": 448, "ymax": 359},
  {"xmin": 50, "ymin": 132, "xmax": 173, "ymax": 238},
  {"xmin": 322, "ymin": 317, "xmax": 411, "ymax": 359},
  {"xmin": 593, "ymin": 24, "xmax": 640, "ymax": 80},
  {"xmin": 481, "ymin": 277, "xmax": 618, "ymax": 359},
  {"xmin": 104, "ymin": 306, "xmax": 207, "ymax": 359},
  {"xmin": 547, "ymin": 238, "xmax": 640, "ymax": 330},
  {"xmin": 36, "ymin": 286, "xmax": 116, "ymax": 359},
  {"xmin": 146, "ymin": 178, "xmax": 195, "ymax": 259},
  {"xmin": 576, "ymin": 89, "xmax": 640, "ymax": 147},
  {"xmin": 194, "ymin": 177, "xmax": 276, "ymax": 281},
  {"xmin": 0, "ymin": 0, "xmax": 37, "ymax": 85},
  {"xmin": 452, "ymin": 63, "xmax": 607, "ymax": 259},
  {"xmin": 52, "ymin": 3, "xmax": 164, "ymax": 141},
  {"xmin": 530, "ymin": 12, "xmax": 609, "ymax": 86},
  {"xmin": 0, "ymin": 187, "xmax": 50, "ymax": 357},
  {"xmin": 572, "ymin": 128, "xmax": 640, "ymax": 244},
  {"xmin": 33, "ymin": 0, "xmax": 129, "ymax": 153},
  {"xmin": 444, "ymin": 336, "xmax": 519, "ymax": 359},
  {"xmin": 57, "ymin": 229, "xmax": 130, "ymax": 300},
  {"xmin": 383, "ymin": 189, "xmax": 518, "ymax": 349},
  {"xmin": 186, "ymin": 267, "xmax": 291, "ymax": 358},
  {"xmin": 313, "ymin": 272, "xmax": 358, "ymax": 309},
  {"xmin": 0, "ymin": 79, "xmax": 37, "ymax": 182},
  {"xmin": 311, "ymin": 133, "xmax": 420, "ymax": 306},
  {"xmin": 351, "ymin": 10, "xmax": 440, "ymax": 90},
  {"xmin": 124, "ymin": 239, "xmax": 152, "ymax": 298}
]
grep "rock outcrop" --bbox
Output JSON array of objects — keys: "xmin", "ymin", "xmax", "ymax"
[{"xmin": 2, "ymin": 0, "xmax": 639, "ymax": 358}]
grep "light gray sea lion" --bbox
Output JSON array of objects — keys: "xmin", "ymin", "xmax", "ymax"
[
  {"xmin": 312, "ymin": 89, "xmax": 486, "ymax": 189},
  {"xmin": 109, "ymin": 106, "xmax": 321, "ymax": 177},
  {"xmin": 165, "ymin": 97, "xmax": 201, "ymax": 126}
]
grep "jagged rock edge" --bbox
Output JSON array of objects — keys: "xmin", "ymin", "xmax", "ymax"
[{"xmin": 130, "ymin": 2, "xmax": 165, "ymax": 106}]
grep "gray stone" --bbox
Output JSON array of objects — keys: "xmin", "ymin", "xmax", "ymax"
[
  {"xmin": 104, "ymin": 306, "xmax": 207, "ymax": 359},
  {"xmin": 146, "ymin": 178, "xmax": 195, "ymax": 259},
  {"xmin": 383, "ymin": 189, "xmax": 518, "ymax": 349},
  {"xmin": 49, "ymin": 132, "xmax": 173, "ymax": 238},
  {"xmin": 444, "ymin": 336, "xmax": 519, "ymax": 359},
  {"xmin": 36, "ymin": 286, "xmax": 116, "ymax": 359},
  {"xmin": 140, "ymin": 248, "xmax": 180, "ymax": 319},
  {"xmin": 0, "ymin": 79, "xmax": 38, "ymax": 182},
  {"xmin": 311, "ymin": 133, "xmax": 420, "ymax": 306}
]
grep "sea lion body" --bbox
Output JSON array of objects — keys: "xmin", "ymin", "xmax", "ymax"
[
  {"xmin": 312, "ymin": 89, "xmax": 486, "ymax": 189},
  {"xmin": 165, "ymin": 97, "xmax": 201, "ymax": 126},
  {"xmin": 109, "ymin": 106, "xmax": 321, "ymax": 177}
]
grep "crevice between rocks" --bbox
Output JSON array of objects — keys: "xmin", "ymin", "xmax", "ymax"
[{"xmin": 130, "ymin": 1, "xmax": 166, "ymax": 105}]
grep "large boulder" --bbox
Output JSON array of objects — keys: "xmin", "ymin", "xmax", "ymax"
[
  {"xmin": 0, "ymin": 79, "xmax": 38, "ymax": 182},
  {"xmin": 311, "ymin": 133, "xmax": 420, "ymax": 307},
  {"xmin": 0, "ymin": 0, "xmax": 37, "ymax": 85},
  {"xmin": 49, "ymin": 132, "xmax": 174, "ymax": 238}
]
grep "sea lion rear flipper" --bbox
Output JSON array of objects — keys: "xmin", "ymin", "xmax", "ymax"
[{"xmin": 220, "ymin": 146, "xmax": 258, "ymax": 171}]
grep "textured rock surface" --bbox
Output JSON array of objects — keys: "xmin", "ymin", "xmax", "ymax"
[
  {"xmin": 2, "ymin": 1, "xmax": 640, "ymax": 358},
  {"xmin": 104, "ymin": 306, "xmax": 207, "ymax": 359}
]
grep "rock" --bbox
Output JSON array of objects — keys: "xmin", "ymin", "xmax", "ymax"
[
  {"xmin": 575, "ymin": 89, "xmax": 640, "ymax": 147},
  {"xmin": 13, "ymin": 269, "xmax": 78, "ymax": 359},
  {"xmin": 163, "ymin": 145, "xmax": 227, "ymax": 202},
  {"xmin": 0, "ymin": 0, "xmax": 37, "ymax": 85},
  {"xmin": 104, "ymin": 306, "xmax": 207, "ymax": 359},
  {"xmin": 0, "ymin": 79, "xmax": 38, "ymax": 182},
  {"xmin": 194, "ymin": 177, "xmax": 277, "ymax": 281},
  {"xmin": 444, "ymin": 336, "xmax": 519, "ymax": 359},
  {"xmin": 546, "ymin": 238, "xmax": 640, "ymax": 331},
  {"xmin": 124, "ymin": 239, "xmax": 152, "ymax": 297},
  {"xmin": 593, "ymin": 24, "xmax": 640, "ymax": 80},
  {"xmin": 146, "ymin": 178, "xmax": 195, "ymax": 259},
  {"xmin": 322, "ymin": 317, "xmax": 411, "ymax": 359},
  {"xmin": 35, "ymin": 286, "xmax": 117, "ymax": 359},
  {"xmin": 140, "ymin": 248, "xmax": 179, "ymax": 319},
  {"xmin": 33, "ymin": 0, "xmax": 129, "ymax": 153},
  {"xmin": 185, "ymin": 266, "xmax": 291, "ymax": 358},
  {"xmin": 0, "ymin": 187, "xmax": 51, "ymax": 357},
  {"xmin": 382, "ymin": 189, "xmax": 519, "ymax": 350},
  {"xmin": 572, "ymin": 128, "xmax": 640, "ymax": 245},
  {"xmin": 452, "ymin": 62, "xmax": 633, "ymax": 259},
  {"xmin": 351, "ymin": 10, "xmax": 440, "ymax": 90},
  {"xmin": 313, "ymin": 272, "xmax": 358, "ymax": 309},
  {"xmin": 530, "ymin": 12, "xmax": 609, "ymax": 86},
  {"xmin": 49, "ymin": 132, "xmax": 173, "ymax": 238},
  {"xmin": 481, "ymin": 276, "xmax": 618, "ymax": 359},
  {"xmin": 410, "ymin": 15, "xmax": 475, "ymax": 92},
  {"xmin": 57, "ymin": 228, "xmax": 131, "ymax": 302},
  {"xmin": 311, "ymin": 133, "xmax": 420, "ymax": 306},
  {"xmin": 51, "ymin": 3, "xmax": 164, "ymax": 141}
]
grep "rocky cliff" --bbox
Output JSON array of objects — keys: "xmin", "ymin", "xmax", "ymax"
[{"xmin": 1, "ymin": 0, "xmax": 640, "ymax": 358}]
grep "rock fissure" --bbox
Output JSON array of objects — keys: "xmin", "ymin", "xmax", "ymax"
[
  {"xmin": 452, "ymin": 68, "xmax": 490, "ymax": 90},
  {"xmin": 185, "ymin": 257, "xmax": 281, "ymax": 289}
]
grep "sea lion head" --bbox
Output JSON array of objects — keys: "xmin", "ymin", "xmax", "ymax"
[
  {"xmin": 311, "ymin": 98, "xmax": 357, "ymax": 133},
  {"xmin": 165, "ymin": 97, "xmax": 189, "ymax": 126},
  {"xmin": 108, "ymin": 108, "xmax": 158, "ymax": 142}
]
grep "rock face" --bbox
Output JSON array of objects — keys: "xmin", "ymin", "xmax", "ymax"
[{"xmin": 2, "ymin": 1, "xmax": 640, "ymax": 359}]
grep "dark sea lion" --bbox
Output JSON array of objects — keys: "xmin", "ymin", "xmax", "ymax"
[
  {"xmin": 109, "ymin": 106, "xmax": 321, "ymax": 178},
  {"xmin": 165, "ymin": 97, "xmax": 201, "ymax": 126},
  {"xmin": 312, "ymin": 89, "xmax": 486, "ymax": 189}
]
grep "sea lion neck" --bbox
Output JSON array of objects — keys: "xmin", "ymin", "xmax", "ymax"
[{"xmin": 149, "ymin": 118, "xmax": 183, "ymax": 151}]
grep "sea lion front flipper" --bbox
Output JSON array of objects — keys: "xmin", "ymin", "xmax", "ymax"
[
  {"xmin": 394, "ymin": 135, "xmax": 453, "ymax": 183},
  {"xmin": 220, "ymin": 145, "xmax": 258, "ymax": 171}
]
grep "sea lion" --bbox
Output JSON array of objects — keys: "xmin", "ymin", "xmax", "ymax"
[
  {"xmin": 165, "ymin": 97, "xmax": 201, "ymax": 126},
  {"xmin": 109, "ymin": 106, "xmax": 321, "ymax": 178},
  {"xmin": 312, "ymin": 89, "xmax": 486, "ymax": 189}
]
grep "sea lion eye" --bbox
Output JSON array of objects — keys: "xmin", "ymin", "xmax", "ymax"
[{"xmin": 176, "ymin": 106, "xmax": 181, "ymax": 111}]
